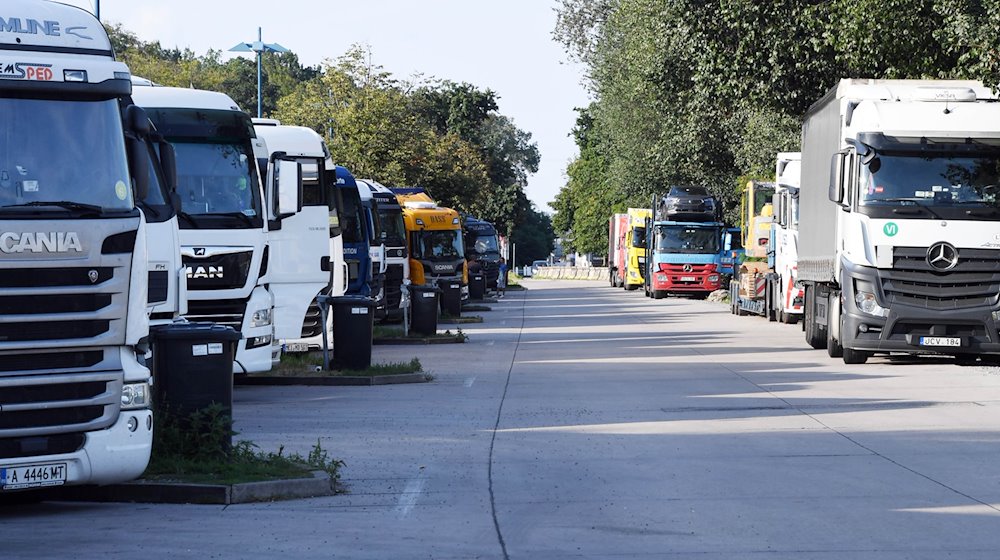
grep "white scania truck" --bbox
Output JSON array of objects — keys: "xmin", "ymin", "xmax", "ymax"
[
  {"xmin": 799, "ymin": 79, "xmax": 1000, "ymax": 364},
  {"xmin": 252, "ymin": 119, "xmax": 347, "ymax": 350},
  {"xmin": 132, "ymin": 84, "xmax": 302, "ymax": 374},
  {"xmin": 1, "ymin": 0, "xmax": 155, "ymax": 492}
]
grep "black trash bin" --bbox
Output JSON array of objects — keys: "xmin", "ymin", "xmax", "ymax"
[
  {"xmin": 150, "ymin": 322, "xmax": 241, "ymax": 449},
  {"xmin": 439, "ymin": 280, "xmax": 462, "ymax": 316},
  {"xmin": 329, "ymin": 295, "xmax": 376, "ymax": 370},
  {"xmin": 410, "ymin": 284, "xmax": 440, "ymax": 336},
  {"xmin": 469, "ymin": 273, "xmax": 486, "ymax": 300}
]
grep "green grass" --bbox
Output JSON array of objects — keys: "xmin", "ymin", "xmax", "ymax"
[
  {"xmin": 146, "ymin": 405, "xmax": 343, "ymax": 485},
  {"xmin": 374, "ymin": 324, "xmax": 468, "ymax": 340},
  {"xmin": 440, "ymin": 315, "xmax": 483, "ymax": 324},
  {"xmin": 266, "ymin": 353, "xmax": 423, "ymax": 377}
]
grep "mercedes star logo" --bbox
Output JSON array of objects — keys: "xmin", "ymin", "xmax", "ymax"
[
  {"xmin": 927, "ymin": 242, "xmax": 959, "ymax": 271},
  {"xmin": 683, "ymin": 264, "xmax": 693, "ymax": 273}
]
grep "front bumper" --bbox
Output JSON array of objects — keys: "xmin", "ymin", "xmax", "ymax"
[
  {"xmin": 841, "ymin": 261, "xmax": 1000, "ymax": 355},
  {"xmin": 651, "ymin": 271, "xmax": 723, "ymax": 292}
]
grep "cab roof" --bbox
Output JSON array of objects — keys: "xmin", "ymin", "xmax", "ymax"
[{"xmin": 2, "ymin": 1, "xmax": 111, "ymax": 55}]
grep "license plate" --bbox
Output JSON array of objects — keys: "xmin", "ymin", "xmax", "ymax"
[
  {"xmin": 919, "ymin": 336, "xmax": 962, "ymax": 347},
  {"xmin": 1, "ymin": 462, "xmax": 67, "ymax": 490},
  {"xmin": 284, "ymin": 342, "xmax": 309, "ymax": 353},
  {"xmin": 680, "ymin": 276, "xmax": 697, "ymax": 282}
]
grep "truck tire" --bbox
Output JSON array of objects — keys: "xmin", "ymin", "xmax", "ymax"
[
  {"xmin": 766, "ymin": 283, "xmax": 777, "ymax": 322},
  {"xmin": 625, "ymin": 283, "xmax": 638, "ymax": 291},
  {"xmin": 842, "ymin": 347, "xmax": 870, "ymax": 364},
  {"xmin": 804, "ymin": 285, "xmax": 827, "ymax": 350},
  {"xmin": 827, "ymin": 325, "xmax": 844, "ymax": 358},
  {"xmin": 653, "ymin": 290, "xmax": 665, "ymax": 299}
]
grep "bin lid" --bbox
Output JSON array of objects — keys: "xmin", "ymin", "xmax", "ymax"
[
  {"xmin": 150, "ymin": 322, "xmax": 242, "ymax": 342},
  {"xmin": 406, "ymin": 284, "xmax": 441, "ymax": 294},
  {"xmin": 318, "ymin": 295, "xmax": 376, "ymax": 307}
]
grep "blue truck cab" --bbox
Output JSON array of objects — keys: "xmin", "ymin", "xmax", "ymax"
[
  {"xmin": 645, "ymin": 220, "xmax": 727, "ymax": 299},
  {"xmin": 336, "ymin": 166, "xmax": 378, "ymax": 297}
]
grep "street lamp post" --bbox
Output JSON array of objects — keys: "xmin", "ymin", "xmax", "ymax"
[
  {"xmin": 229, "ymin": 28, "xmax": 288, "ymax": 118},
  {"xmin": 94, "ymin": 0, "xmax": 99, "ymax": 20}
]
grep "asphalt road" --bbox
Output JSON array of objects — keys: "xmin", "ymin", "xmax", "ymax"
[{"xmin": 5, "ymin": 279, "xmax": 1000, "ymax": 559}]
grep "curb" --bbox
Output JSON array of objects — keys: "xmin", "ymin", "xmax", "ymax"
[
  {"xmin": 235, "ymin": 373, "xmax": 429, "ymax": 387},
  {"xmin": 49, "ymin": 470, "xmax": 337, "ymax": 505},
  {"xmin": 373, "ymin": 336, "xmax": 465, "ymax": 345},
  {"xmin": 462, "ymin": 304, "xmax": 493, "ymax": 312},
  {"xmin": 439, "ymin": 316, "xmax": 483, "ymax": 325}
]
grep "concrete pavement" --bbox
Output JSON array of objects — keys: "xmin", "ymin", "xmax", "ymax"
[{"xmin": 4, "ymin": 279, "xmax": 1000, "ymax": 559}]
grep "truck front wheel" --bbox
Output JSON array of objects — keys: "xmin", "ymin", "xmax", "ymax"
[
  {"xmin": 843, "ymin": 347, "xmax": 870, "ymax": 364},
  {"xmin": 804, "ymin": 285, "xmax": 827, "ymax": 350},
  {"xmin": 653, "ymin": 290, "xmax": 665, "ymax": 299}
]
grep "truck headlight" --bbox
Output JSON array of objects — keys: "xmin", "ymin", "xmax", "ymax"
[
  {"xmin": 121, "ymin": 382, "xmax": 150, "ymax": 410},
  {"xmin": 250, "ymin": 308, "xmax": 272, "ymax": 328},
  {"xmin": 708, "ymin": 274, "xmax": 720, "ymax": 283},
  {"xmin": 855, "ymin": 292, "xmax": 888, "ymax": 317}
]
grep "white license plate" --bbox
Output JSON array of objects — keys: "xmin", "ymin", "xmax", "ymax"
[
  {"xmin": 680, "ymin": 276, "xmax": 697, "ymax": 282},
  {"xmin": 284, "ymin": 342, "xmax": 309, "ymax": 353},
  {"xmin": 919, "ymin": 336, "xmax": 962, "ymax": 347},
  {"xmin": 1, "ymin": 462, "xmax": 67, "ymax": 490}
]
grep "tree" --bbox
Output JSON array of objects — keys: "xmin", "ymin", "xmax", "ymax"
[{"xmin": 510, "ymin": 204, "xmax": 556, "ymax": 266}]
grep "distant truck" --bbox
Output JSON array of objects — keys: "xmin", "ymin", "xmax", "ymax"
[
  {"xmin": 362, "ymin": 180, "xmax": 409, "ymax": 322},
  {"xmin": 644, "ymin": 193, "xmax": 725, "ymax": 299},
  {"xmin": 623, "ymin": 208, "xmax": 650, "ymax": 291},
  {"xmin": 392, "ymin": 188, "xmax": 468, "ymax": 302},
  {"xmin": 607, "ymin": 213, "xmax": 628, "ymax": 287},
  {"xmin": 463, "ymin": 215, "xmax": 501, "ymax": 291},
  {"xmin": 798, "ymin": 79, "xmax": 1000, "ymax": 364},
  {"xmin": 730, "ymin": 165, "xmax": 804, "ymax": 322}
]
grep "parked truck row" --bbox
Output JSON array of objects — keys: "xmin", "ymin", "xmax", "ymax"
[
  {"xmin": 1, "ymin": 0, "xmax": 505, "ymax": 494},
  {"xmin": 613, "ymin": 77, "xmax": 1000, "ymax": 367}
]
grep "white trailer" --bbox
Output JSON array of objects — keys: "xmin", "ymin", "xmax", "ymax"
[
  {"xmin": 766, "ymin": 152, "xmax": 804, "ymax": 323},
  {"xmin": 0, "ymin": 0, "xmax": 158, "ymax": 491},
  {"xmin": 798, "ymin": 79, "xmax": 1000, "ymax": 364}
]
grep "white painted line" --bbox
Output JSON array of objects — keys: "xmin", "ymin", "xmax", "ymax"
[
  {"xmin": 464, "ymin": 377, "xmax": 477, "ymax": 388},
  {"xmin": 486, "ymin": 340, "xmax": 495, "ymax": 346},
  {"xmin": 394, "ymin": 473, "xmax": 426, "ymax": 517}
]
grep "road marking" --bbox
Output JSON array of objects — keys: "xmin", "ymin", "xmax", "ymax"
[
  {"xmin": 486, "ymin": 340, "xmax": 495, "ymax": 346},
  {"xmin": 394, "ymin": 472, "xmax": 426, "ymax": 517},
  {"xmin": 465, "ymin": 376, "xmax": 477, "ymax": 388}
]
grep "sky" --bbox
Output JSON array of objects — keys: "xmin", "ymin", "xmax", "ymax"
[{"xmin": 59, "ymin": 0, "xmax": 591, "ymax": 213}]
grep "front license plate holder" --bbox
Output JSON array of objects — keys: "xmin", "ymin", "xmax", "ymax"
[
  {"xmin": 680, "ymin": 276, "xmax": 697, "ymax": 282},
  {"xmin": 919, "ymin": 336, "xmax": 962, "ymax": 347},
  {"xmin": 1, "ymin": 462, "xmax": 68, "ymax": 491}
]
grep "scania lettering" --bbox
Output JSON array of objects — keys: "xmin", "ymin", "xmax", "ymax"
[
  {"xmin": 798, "ymin": 79, "xmax": 1000, "ymax": 364},
  {"xmin": 0, "ymin": 0, "xmax": 157, "ymax": 492},
  {"xmin": 132, "ymin": 84, "xmax": 301, "ymax": 374}
]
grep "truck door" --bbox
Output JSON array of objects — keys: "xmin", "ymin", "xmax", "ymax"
[{"xmin": 266, "ymin": 156, "xmax": 331, "ymax": 340}]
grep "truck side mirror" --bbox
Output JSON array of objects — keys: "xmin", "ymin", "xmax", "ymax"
[
  {"xmin": 126, "ymin": 136, "xmax": 150, "ymax": 202},
  {"xmin": 273, "ymin": 158, "xmax": 302, "ymax": 218},
  {"xmin": 158, "ymin": 141, "xmax": 178, "ymax": 194},
  {"xmin": 126, "ymin": 105, "xmax": 150, "ymax": 137},
  {"xmin": 829, "ymin": 151, "xmax": 847, "ymax": 205}
]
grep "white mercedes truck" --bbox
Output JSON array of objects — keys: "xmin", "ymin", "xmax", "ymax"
[
  {"xmin": 799, "ymin": 79, "xmax": 1000, "ymax": 364},
  {"xmin": 767, "ymin": 152, "xmax": 803, "ymax": 323},
  {"xmin": 132, "ymin": 84, "xmax": 301, "ymax": 374},
  {"xmin": 1, "ymin": 0, "xmax": 154, "ymax": 492},
  {"xmin": 252, "ymin": 119, "xmax": 347, "ymax": 352}
]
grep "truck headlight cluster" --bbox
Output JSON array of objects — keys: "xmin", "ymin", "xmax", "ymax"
[
  {"xmin": 855, "ymin": 292, "xmax": 888, "ymax": 317},
  {"xmin": 708, "ymin": 275, "xmax": 720, "ymax": 283},
  {"xmin": 121, "ymin": 382, "xmax": 150, "ymax": 410},
  {"xmin": 250, "ymin": 308, "xmax": 272, "ymax": 328}
]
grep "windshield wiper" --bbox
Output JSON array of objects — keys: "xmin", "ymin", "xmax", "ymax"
[
  {"xmin": 176, "ymin": 211, "xmax": 200, "ymax": 229},
  {"xmin": 207, "ymin": 212, "xmax": 257, "ymax": 227},
  {"xmin": 1, "ymin": 201, "xmax": 104, "ymax": 216},
  {"xmin": 872, "ymin": 198, "xmax": 943, "ymax": 219}
]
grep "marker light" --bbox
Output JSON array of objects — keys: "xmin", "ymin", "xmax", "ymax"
[{"xmin": 64, "ymin": 70, "xmax": 88, "ymax": 82}]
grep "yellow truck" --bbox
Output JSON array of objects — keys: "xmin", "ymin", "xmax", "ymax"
[
  {"xmin": 391, "ymin": 188, "xmax": 468, "ymax": 313},
  {"xmin": 624, "ymin": 207, "xmax": 651, "ymax": 290}
]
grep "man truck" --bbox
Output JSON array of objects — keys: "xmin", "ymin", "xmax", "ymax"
[
  {"xmin": 363, "ymin": 180, "xmax": 409, "ymax": 322},
  {"xmin": 132, "ymin": 84, "xmax": 302, "ymax": 374},
  {"xmin": 1, "ymin": 0, "xmax": 156, "ymax": 491},
  {"xmin": 799, "ymin": 79, "xmax": 1000, "ymax": 364}
]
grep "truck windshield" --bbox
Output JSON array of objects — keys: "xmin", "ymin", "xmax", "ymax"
[
  {"xmin": 656, "ymin": 226, "xmax": 720, "ymax": 254},
  {"xmin": 380, "ymin": 208, "xmax": 406, "ymax": 247},
  {"xmin": 470, "ymin": 233, "xmax": 500, "ymax": 255},
  {"xmin": 754, "ymin": 184, "xmax": 775, "ymax": 215},
  {"xmin": 413, "ymin": 230, "xmax": 464, "ymax": 260},
  {"xmin": 0, "ymin": 98, "xmax": 132, "ymax": 212},
  {"xmin": 860, "ymin": 152, "xmax": 1000, "ymax": 208},
  {"xmin": 173, "ymin": 141, "xmax": 262, "ymax": 224},
  {"xmin": 340, "ymin": 187, "xmax": 365, "ymax": 244}
]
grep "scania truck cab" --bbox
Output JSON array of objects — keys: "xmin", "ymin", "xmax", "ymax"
[
  {"xmin": 252, "ymin": 120, "xmax": 346, "ymax": 351},
  {"xmin": 799, "ymin": 79, "xmax": 1000, "ymax": 364},
  {"xmin": 464, "ymin": 216, "xmax": 501, "ymax": 291},
  {"xmin": 393, "ymin": 189, "xmax": 468, "ymax": 298},
  {"xmin": 1, "ymin": 0, "xmax": 155, "ymax": 491},
  {"xmin": 132, "ymin": 84, "xmax": 299, "ymax": 374},
  {"xmin": 362, "ymin": 180, "xmax": 408, "ymax": 322}
]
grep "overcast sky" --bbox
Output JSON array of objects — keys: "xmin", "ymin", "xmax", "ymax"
[{"xmin": 60, "ymin": 0, "xmax": 590, "ymax": 212}]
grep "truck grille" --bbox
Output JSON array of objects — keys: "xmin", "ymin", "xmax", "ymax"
[
  {"xmin": 183, "ymin": 251, "xmax": 253, "ymax": 291},
  {"xmin": 148, "ymin": 270, "xmax": 169, "ymax": 304},
  {"xmin": 0, "ymin": 372, "xmax": 120, "ymax": 439},
  {"xmin": 0, "ymin": 351, "xmax": 103, "ymax": 374},
  {"xmin": 385, "ymin": 264, "xmax": 405, "ymax": 308},
  {"xmin": 0, "ymin": 294, "xmax": 112, "ymax": 315},
  {"xmin": 0, "ymin": 433, "xmax": 86, "ymax": 460},
  {"xmin": 0, "ymin": 320, "xmax": 110, "ymax": 342},
  {"xmin": 0, "ymin": 267, "xmax": 113, "ymax": 288},
  {"xmin": 883, "ymin": 247, "xmax": 1000, "ymax": 310},
  {"xmin": 185, "ymin": 299, "xmax": 247, "ymax": 330}
]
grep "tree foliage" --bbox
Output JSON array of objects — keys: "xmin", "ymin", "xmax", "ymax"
[{"xmin": 552, "ymin": 0, "xmax": 1000, "ymax": 254}]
